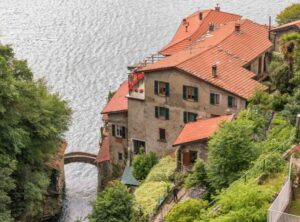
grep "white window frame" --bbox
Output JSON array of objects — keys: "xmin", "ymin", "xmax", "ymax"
[{"xmin": 115, "ymin": 125, "xmax": 123, "ymax": 138}]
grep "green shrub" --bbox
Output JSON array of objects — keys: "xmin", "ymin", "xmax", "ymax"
[
  {"xmin": 146, "ymin": 156, "xmax": 176, "ymax": 182},
  {"xmin": 185, "ymin": 159, "xmax": 207, "ymax": 188},
  {"xmin": 89, "ymin": 181, "xmax": 134, "ymax": 222},
  {"xmin": 134, "ymin": 181, "xmax": 173, "ymax": 217},
  {"xmin": 132, "ymin": 151, "xmax": 158, "ymax": 180},
  {"xmin": 166, "ymin": 199, "xmax": 208, "ymax": 222}
]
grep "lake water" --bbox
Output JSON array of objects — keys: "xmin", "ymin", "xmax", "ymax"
[{"xmin": 0, "ymin": 0, "xmax": 299, "ymax": 221}]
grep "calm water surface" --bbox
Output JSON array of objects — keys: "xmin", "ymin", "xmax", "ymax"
[{"xmin": 0, "ymin": 0, "xmax": 299, "ymax": 221}]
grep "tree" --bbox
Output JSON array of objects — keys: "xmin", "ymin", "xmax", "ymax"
[
  {"xmin": 132, "ymin": 151, "xmax": 158, "ymax": 180},
  {"xmin": 207, "ymin": 120, "xmax": 258, "ymax": 190},
  {"xmin": 184, "ymin": 159, "xmax": 207, "ymax": 188},
  {"xmin": 165, "ymin": 199, "xmax": 208, "ymax": 222},
  {"xmin": 283, "ymin": 88, "xmax": 300, "ymax": 125},
  {"xmin": 89, "ymin": 181, "xmax": 134, "ymax": 222},
  {"xmin": 276, "ymin": 4, "xmax": 300, "ymax": 25},
  {"xmin": 0, "ymin": 45, "xmax": 71, "ymax": 220}
]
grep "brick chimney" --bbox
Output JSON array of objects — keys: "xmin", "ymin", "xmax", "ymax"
[
  {"xmin": 235, "ymin": 23, "xmax": 241, "ymax": 32},
  {"xmin": 199, "ymin": 12, "xmax": 203, "ymax": 21},
  {"xmin": 215, "ymin": 4, "xmax": 220, "ymax": 11},
  {"xmin": 212, "ymin": 64, "xmax": 217, "ymax": 77},
  {"xmin": 209, "ymin": 23, "xmax": 215, "ymax": 32}
]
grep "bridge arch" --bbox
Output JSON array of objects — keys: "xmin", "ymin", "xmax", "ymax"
[{"xmin": 64, "ymin": 152, "xmax": 97, "ymax": 166}]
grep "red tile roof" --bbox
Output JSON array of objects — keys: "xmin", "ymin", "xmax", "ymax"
[
  {"xmin": 142, "ymin": 19, "xmax": 271, "ymax": 99},
  {"xmin": 271, "ymin": 19, "xmax": 300, "ymax": 31},
  {"xmin": 101, "ymin": 80, "xmax": 128, "ymax": 114},
  {"xmin": 96, "ymin": 137, "xmax": 110, "ymax": 163},
  {"xmin": 160, "ymin": 9, "xmax": 241, "ymax": 55},
  {"xmin": 173, "ymin": 115, "xmax": 234, "ymax": 146}
]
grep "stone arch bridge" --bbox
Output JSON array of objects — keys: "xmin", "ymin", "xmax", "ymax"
[{"xmin": 64, "ymin": 152, "xmax": 97, "ymax": 166}]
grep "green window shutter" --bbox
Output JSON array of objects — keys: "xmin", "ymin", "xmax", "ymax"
[
  {"xmin": 112, "ymin": 124, "xmax": 115, "ymax": 137},
  {"xmin": 183, "ymin": 112, "xmax": 188, "ymax": 123},
  {"xmin": 210, "ymin": 93, "xmax": 215, "ymax": 105},
  {"xmin": 228, "ymin": 96, "xmax": 233, "ymax": 108},
  {"xmin": 183, "ymin": 86, "xmax": 187, "ymax": 100},
  {"xmin": 165, "ymin": 108, "xmax": 169, "ymax": 120},
  {"xmin": 194, "ymin": 87, "xmax": 198, "ymax": 101},
  {"xmin": 165, "ymin": 83, "xmax": 170, "ymax": 97},
  {"xmin": 155, "ymin": 106, "xmax": 159, "ymax": 118},
  {"xmin": 122, "ymin": 127, "xmax": 126, "ymax": 139},
  {"xmin": 154, "ymin": 81, "xmax": 158, "ymax": 95}
]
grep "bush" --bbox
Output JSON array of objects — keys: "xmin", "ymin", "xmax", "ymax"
[
  {"xmin": 184, "ymin": 160, "xmax": 207, "ymax": 188},
  {"xmin": 276, "ymin": 3, "xmax": 300, "ymax": 25},
  {"xmin": 146, "ymin": 156, "xmax": 176, "ymax": 182},
  {"xmin": 89, "ymin": 181, "xmax": 134, "ymax": 222},
  {"xmin": 132, "ymin": 151, "xmax": 158, "ymax": 180},
  {"xmin": 207, "ymin": 119, "xmax": 258, "ymax": 190},
  {"xmin": 134, "ymin": 181, "xmax": 172, "ymax": 217},
  {"xmin": 166, "ymin": 199, "xmax": 208, "ymax": 222}
]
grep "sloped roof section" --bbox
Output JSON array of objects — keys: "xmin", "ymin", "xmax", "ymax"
[
  {"xmin": 173, "ymin": 115, "xmax": 234, "ymax": 146},
  {"xmin": 271, "ymin": 19, "xmax": 300, "ymax": 32},
  {"xmin": 96, "ymin": 137, "xmax": 110, "ymax": 163},
  {"xmin": 121, "ymin": 166, "xmax": 139, "ymax": 186},
  {"xmin": 160, "ymin": 9, "xmax": 241, "ymax": 55},
  {"xmin": 101, "ymin": 80, "xmax": 128, "ymax": 114},
  {"xmin": 142, "ymin": 19, "xmax": 271, "ymax": 99}
]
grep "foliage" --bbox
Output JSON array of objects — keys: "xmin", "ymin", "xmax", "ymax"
[
  {"xmin": 145, "ymin": 156, "xmax": 177, "ymax": 182},
  {"xmin": 134, "ymin": 181, "xmax": 172, "ymax": 217},
  {"xmin": 0, "ymin": 45, "xmax": 71, "ymax": 220},
  {"xmin": 185, "ymin": 159, "xmax": 207, "ymax": 188},
  {"xmin": 134, "ymin": 156, "xmax": 177, "ymax": 217},
  {"xmin": 283, "ymin": 88, "xmax": 300, "ymax": 125},
  {"xmin": 165, "ymin": 199, "xmax": 208, "ymax": 222},
  {"xmin": 132, "ymin": 151, "xmax": 158, "ymax": 181},
  {"xmin": 276, "ymin": 4, "xmax": 300, "ymax": 25},
  {"xmin": 89, "ymin": 181, "xmax": 134, "ymax": 222},
  {"xmin": 107, "ymin": 90, "xmax": 116, "ymax": 102},
  {"xmin": 207, "ymin": 119, "xmax": 258, "ymax": 190}
]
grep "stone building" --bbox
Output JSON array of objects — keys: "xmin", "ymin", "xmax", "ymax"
[
  {"xmin": 270, "ymin": 19, "xmax": 300, "ymax": 51},
  {"xmin": 99, "ymin": 7, "xmax": 274, "ymax": 172},
  {"xmin": 173, "ymin": 115, "xmax": 234, "ymax": 171}
]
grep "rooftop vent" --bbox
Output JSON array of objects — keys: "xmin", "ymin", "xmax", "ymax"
[
  {"xmin": 199, "ymin": 12, "xmax": 203, "ymax": 20},
  {"xmin": 215, "ymin": 4, "xmax": 220, "ymax": 11},
  {"xmin": 183, "ymin": 18, "xmax": 189, "ymax": 32},
  {"xmin": 235, "ymin": 23, "xmax": 241, "ymax": 32},
  {"xmin": 212, "ymin": 64, "xmax": 217, "ymax": 77},
  {"xmin": 209, "ymin": 23, "xmax": 215, "ymax": 32}
]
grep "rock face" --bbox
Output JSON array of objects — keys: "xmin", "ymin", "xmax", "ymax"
[{"xmin": 41, "ymin": 143, "xmax": 67, "ymax": 221}]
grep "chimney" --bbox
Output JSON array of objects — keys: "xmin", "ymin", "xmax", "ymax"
[
  {"xmin": 209, "ymin": 23, "xmax": 215, "ymax": 32},
  {"xmin": 183, "ymin": 18, "xmax": 189, "ymax": 32},
  {"xmin": 235, "ymin": 23, "xmax": 241, "ymax": 32},
  {"xmin": 215, "ymin": 4, "xmax": 220, "ymax": 11},
  {"xmin": 212, "ymin": 64, "xmax": 217, "ymax": 77},
  {"xmin": 199, "ymin": 12, "xmax": 203, "ymax": 21}
]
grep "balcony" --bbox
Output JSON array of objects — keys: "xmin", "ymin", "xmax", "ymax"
[{"xmin": 127, "ymin": 72, "xmax": 145, "ymax": 100}]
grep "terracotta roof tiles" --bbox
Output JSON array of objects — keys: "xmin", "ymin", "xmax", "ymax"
[
  {"xmin": 271, "ymin": 19, "xmax": 300, "ymax": 31},
  {"xmin": 96, "ymin": 137, "xmax": 110, "ymax": 163},
  {"xmin": 101, "ymin": 80, "xmax": 128, "ymax": 114},
  {"xmin": 173, "ymin": 115, "xmax": 234, "ymax": 146}
]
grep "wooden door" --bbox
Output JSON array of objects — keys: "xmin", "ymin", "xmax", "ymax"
[{"xmin": 182, "ymin": 151, "xmax": 191, "ymax": 166}]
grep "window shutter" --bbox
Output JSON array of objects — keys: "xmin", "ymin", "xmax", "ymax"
[
  {"xmin": 210, "ymin": 93, "xmax": 215, "ymax": 105},
  {"xmin": 165, "ymin": 108, "xmax": 169, "ymax": 120},
  {"xmin": 154, "ymin": 81, "xmax": 158, "ymax": 95},
  {"xmin": 155, "ymin": 106, "xmax": 159, "ymax": 118},
  {"xmin": 112, "ymin": 124, "xmax": 115, "ymax": 137},
  {"xmin": 183, "ymin": 86, "xmax": 187, "ymax": 99},
  {"xmin": 183, "ymin": 112, "xmax": 188, "ymax": 123},
  {"xmin": 122, "ymin": 127, "xmax": 126, "ymax": 139},
  {"xmin": 194, "ymin": 87, "xmax": 198, "ymax": 101},
  {"xmin": 194, "ymin": 113, "xmax": 198, "ymax": 121},
  {"xmin": 228, "ymin": 96, "xmax": 233, "ymax": 108},
  {"xmin": 165, "ymin": 83, "xmax": 170, "ymax": 97}
]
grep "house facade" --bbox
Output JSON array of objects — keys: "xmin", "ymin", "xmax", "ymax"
[{"xmin": 100, "ymin": 6, "xmax": 274, "ymax": 174}]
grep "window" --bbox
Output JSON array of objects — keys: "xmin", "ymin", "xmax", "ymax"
[
  {"xmin": 159, "ymin": 128, "xmax": 166, "ymax": 141},
  {"xmin": 154, "ymin": 81, "xmax": 170, "ymax": 97},
  {"xmin": 155, "ymin": 106, "xmax": 169, "ymax": 120},
  {"xmin": 118, "ymin": 152, "xmax": 123, "ymax": 161},
  {"xmin": 210, "ymin": 93, "xmax": 220, "ymax": 105},
  {"xmin": 228, "ymin": 96, "xmax": 238, "ymax": 108},
  {"xmin": 133, "ymin": 140, "xmax": 145, "ymax": 154},
  {"xmin": 183, "ymin": 112, "xmax": 198, "ymax": 123},
  {"xmin": 112, "ymin": 125, "xmax": 126, "ymax": 138},
  {"xmin": 183, "ymin": 86, "xmax": 198, "ymax": 101}
]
